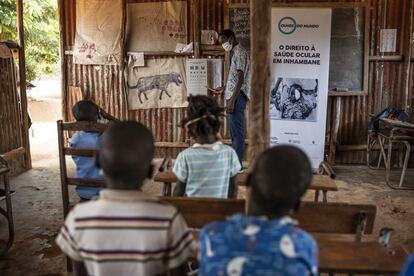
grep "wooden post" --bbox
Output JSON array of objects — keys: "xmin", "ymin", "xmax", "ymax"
[
  {"xmin": 248, "ymin": 0, "xmax": 271, "ymax": 165},
  {"xmin": 16, "ymin": 0, "xmax": 32, "ymax": 170},
  {"xmin": 193, "ymin": 0, "xmax": 200, "ymax": 58},
  {"xmin": 402, "ymin": 0, "xmax": 413, "ymax": 107},
  {"xmin": 57, "ymin": 0, "xmax": 68, "ymax": 121}
]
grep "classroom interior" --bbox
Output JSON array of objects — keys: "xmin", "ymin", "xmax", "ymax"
[{"xmin": 1, "ymin": 0, "xmax": 414, "ymax": 275}]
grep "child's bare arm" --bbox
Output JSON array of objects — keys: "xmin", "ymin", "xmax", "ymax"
[
  {"xmin": 228, "ymin": 176, "xmax": 238, "ymax": 198},
  {"xmin": 73, "ymin": 260, "xmax": 88, "ymax": 276},
  {"xmin": 169, "ymin": 264, "xmax": 188, "ymax": 276},
  {"xmin": 173, "ymin": 181, "xmax": 186, "ymax": 197}
]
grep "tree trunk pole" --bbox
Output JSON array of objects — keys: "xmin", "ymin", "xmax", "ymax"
[
  {"xmin": 248, "ymin": 0, "xmax": 271, "ymax": 166},
  {"xmin": 16, "ymin": 0, "xmax": 32, "ymax": 170}
]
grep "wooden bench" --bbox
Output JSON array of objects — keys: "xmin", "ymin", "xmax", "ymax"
[
  {"xmin": 155, "ymin": 170, "xmax": 338, "ymax": 202},
  {"xmin": 163, "ymin": 196, "xmax": 376, "ymax": 240},
  {"xmin": 160, "ymin": 196, "xmax": 245, "ymax": 229}
]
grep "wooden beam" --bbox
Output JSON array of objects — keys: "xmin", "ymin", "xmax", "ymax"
[
  {"xmin": 248, "ymin": 0, "xmax": 271, "ymax": 165},
  {"xmin": 16, "ymin": 0, "xmax": 32, "ymax": 170},
  {"xmin": 402, "ymin": 0, "xmax": 414, "ymax": 107},
  {"xmin": 57, "ymin": 0, "xmax": 68, "ymax": 121}
]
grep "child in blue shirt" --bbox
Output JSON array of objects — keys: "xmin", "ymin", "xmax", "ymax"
[
  {"xmin": 173, "ymin": 95, "xmax": 241, "ymax": 198},
  {"xmin": 199, "ymin": 145, "xmax": 318, "ymax": 276},
  {"xmin": 71, "ymin": 100, "xmax": 104, "ymax": 200}
]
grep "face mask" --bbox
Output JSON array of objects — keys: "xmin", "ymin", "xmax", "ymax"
[{"xmin": 222, "ymin": 41, "xmax": 233, "ymax": 52}]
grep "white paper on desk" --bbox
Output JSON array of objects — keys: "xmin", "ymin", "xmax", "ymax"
[
  {"xmin": 127, "ymin": 52, "xmax": 145, "ymax": 67},
  {"xmin": 175, "ymin": 42, "xmax": 193, "ymax": 53},
  {"xmin": 380, "ymin": 29, "xmax": 397, "ymax": 53}
]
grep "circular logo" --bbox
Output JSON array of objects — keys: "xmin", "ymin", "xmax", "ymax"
[{"xmin": 278, "ymin": 17, "xmax": 296, "ymax": 35}]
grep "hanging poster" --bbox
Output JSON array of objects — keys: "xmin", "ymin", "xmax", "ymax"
[
  {"xmin": 127, "ymin": 58, "xmax": 187, "ymax": 110},
  {"xmin": 127, "ymin": 1, "xmax": 187, "ymax": 52},
  {"xmin": 270, "ymin": 8, "xmax": 332, "ymax": 168},
  {"xmin": 73, "ymin": 0, "xmax": 123, "ymax": 65},
  {"xmin": 187, "ymin": 59, "xmax": 208, "ymax": 96}
]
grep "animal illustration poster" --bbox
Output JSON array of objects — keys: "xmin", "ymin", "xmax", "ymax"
[
  {"xmin": 270, "ymin": 8, "xmax": 331, "ymax": 168},
  {"xmin": 73, "ymin": 0, "xmax": 123, "ymax": 65},
  {"xmin": 126, "ymin": 1, "xmax": 187, "ymax": 52},
  {"xmin": 127, "ymin": 58, "xmax": 187, "ymax": 110}
]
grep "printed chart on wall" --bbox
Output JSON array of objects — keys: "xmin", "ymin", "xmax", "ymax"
[
  {"xmin": 127, "ymin": 58, "xmax": 187, "ymax": 110},
  {"xmin": 73, "ymin": 0, "xmax": 123, "ymax": 65},
  {"xmin": 127, "ymin": 1, "xmax": 187, "ymax": 52},
  {"xmin": 270, "ymin": 8, "xmax": 332, "ymax": 168}
]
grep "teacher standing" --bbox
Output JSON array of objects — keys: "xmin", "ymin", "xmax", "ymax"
[{"xmin": 215, "ymin": 29, "xmax": 250, "ymax": 166}]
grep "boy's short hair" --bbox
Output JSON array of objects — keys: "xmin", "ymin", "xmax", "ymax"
[
  {"xmin": 99, "ymin": 121, "xmax": 154, "ymax": 187},
  {"xmin": 72, "ymin": 100, "xmax": 98, "ymax": 122},
  {"xmin": 249, "ymin": 145, "xmax": 312, "ymax": 214},
  {"xmin": 219, "ymin": 29, "xmax": 236, "ymax": 39}
]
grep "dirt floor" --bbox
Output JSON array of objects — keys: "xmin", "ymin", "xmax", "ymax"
[{"xmin": 0, "ymin": 80, "xmax": 413, "ymax": 275}]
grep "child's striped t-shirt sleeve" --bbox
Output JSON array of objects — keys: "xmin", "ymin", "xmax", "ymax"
[
  {"xmin": 229, "ymin": 148, "xmax": 242, "ymax": 176},
  {"xmin": 172, "ymin": 152, "xmax": 188, "ymax": 183}
]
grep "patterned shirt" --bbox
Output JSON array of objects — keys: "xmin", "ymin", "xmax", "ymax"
[
  {"xmin": 71, "ymin": 131, "xmax": 103, "ymax": 199},
  {"xmin": 56, "ymin": 189, "xmax": 195, "ymax": 276},
  {"xmin": 199, "ymin": 214, "xmax": 318, "ymax": 276},
  {"xmin": 173, "ymin": 142, "xmax": 241, "ymax": 198},
  {"xmin": 225, "ymin": 44, "xmax": 250, "ymax": 100}
]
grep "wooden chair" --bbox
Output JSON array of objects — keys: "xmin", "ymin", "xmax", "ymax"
[
  {"xmin": 0, "ymin": 156, "xmax": 14, "ymax": 256},
  {"xmin": 57, "ymin": 120, "xmax": 107, "ymax": 218},
  {"xmin": 160, "ymin": 196, "xmax": 245, "ymax": 229}
]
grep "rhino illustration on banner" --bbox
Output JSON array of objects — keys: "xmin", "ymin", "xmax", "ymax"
[{"xmin": 127, "ymin": 72, "xmax": 183, "ymax": 104}]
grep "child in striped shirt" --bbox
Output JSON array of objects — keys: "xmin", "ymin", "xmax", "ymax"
[
  {"xmin": 56, "ymin": 121, "xmax": 195, "ymax": 276},
  {"xmin": 173, "ymin": 95, "xmax": 241, "ymax": 198}
]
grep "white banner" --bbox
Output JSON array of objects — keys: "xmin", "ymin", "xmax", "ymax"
[{"xmin": 270, "ymin": 8, "xmax": 332, "ymax": 168}]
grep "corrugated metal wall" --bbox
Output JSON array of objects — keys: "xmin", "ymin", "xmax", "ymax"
[
  {"xmin": 0, "ymin": 48, "xmax": 26, "ymax": 173},
  {"xmin": 59, "ymin": 0, "xmax": 414, "ymax": 164}
]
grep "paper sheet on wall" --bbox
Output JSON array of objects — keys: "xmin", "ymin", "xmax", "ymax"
[
  {"xmin": 128, "ymin": 52, "xmax": 145, "ymax": 68},
  {"xmin": 380, "ymin": 29, "xmax": 397, "ymax": 53},
  {"xmin": 186, "ymin": 59, "xmax": 208, "ymax": 96},
  {"xmin": 127, "ymin": 58, "xmax": 187, "ymax": 110},
  {"xmin": 127, "ymin": 1, "xmax": 187, "ymax": 52},
  {"xmin": 208, "ymin": 59, "xmax": 223, "ymax": 89},
  {"xmin": 73, "ymin": 0, "xmax": 122, "ymax": 65}
]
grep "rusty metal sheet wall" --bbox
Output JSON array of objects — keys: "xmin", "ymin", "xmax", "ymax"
[
  {"xmin": 0, "ymin": 53, "xmax": 25, "ymax": 174},
  {"xmin": 61, "ymin": 0, "xmax": 414, "ymax": 164}
]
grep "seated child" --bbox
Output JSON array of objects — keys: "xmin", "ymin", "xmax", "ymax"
[
  {"xmin": 71, "ymin": 100, "xmax": 104, "ymax": 200},
  {"xmin": 199, "ymin": 145, "xmax": 318, "ymax": 276},
  {"xmin": 173, "ymin": 95, "xmax": 241, "ymax": 198},
  {"xmin": 56, "ymin": 121, "xmax": 195, "ymax": 276}
]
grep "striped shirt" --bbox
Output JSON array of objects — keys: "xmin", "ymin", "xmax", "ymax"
[
  {"xmin": 173, "ymin": 142, "xmax": 241, "ymax": 198},
  {"xmin": 56, "ymin": 189, "xmax": 195, "ymax": 276}
]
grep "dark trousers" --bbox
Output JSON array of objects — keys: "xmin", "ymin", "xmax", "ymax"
[{"xmin": 227, "ymin": 92, "xmax": 247, "ymax": 165}]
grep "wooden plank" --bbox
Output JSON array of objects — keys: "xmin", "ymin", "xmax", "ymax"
[
  {"xmin": 154, "ymin": 170, "xmax": 338, "ymax": 192},
  {"xmin": 317, "ymin": 240, "xmax": 406, "ymax": 274},
  {"xmin": 160, "ymin": 196, "xmax": 245, "ymax": 229},
  {"xmin": 64, "ymin": 148, "xmax": 97, "ymax": 157},
  {"xmin": 67, "ymin": 177, "xmax": 106, "ymax": 187},
  {"xmin": 1, "ymin": 147, "xmax": 25, "ymax": 163},
  {"xmin": 293, "ymin": 202, "xmax": 376, "ymax": 234},
  {"xmin": 402, "ymin": 0, "xmax": 413, "ymax": 107},
  {"xmin": 60, "ymin": 121, "xmax": 108, "ymax": 132}
]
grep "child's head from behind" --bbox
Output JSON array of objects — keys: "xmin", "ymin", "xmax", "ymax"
[
  {"xmin": 72, "ymin": 100, "xmax": 98, "ymax": 122},
  {"xmin": 248, "ymin": 145, "xmax": 312, "ymax": 217},
  {"xmin": 182, "ymin": 95, "xmax": 224, "ymax": 142},
  {"xmin": 99, "ymin": 121, "xmax": 154, "ymax": 190}
]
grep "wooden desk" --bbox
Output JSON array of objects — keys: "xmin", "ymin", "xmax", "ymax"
[
  {"xmin": 190, "ymin": 231, "xmax": 405, "ymax": 274},
  {"xmin": 372, "ymin": 118, "xmax": 414, "ymax": 189},
  {"xmin": 154, "ymin": 171, "xmax": 338, "ymax": 202}
]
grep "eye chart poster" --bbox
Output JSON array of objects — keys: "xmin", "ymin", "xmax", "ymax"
[{"xmin": 270, "ymin": 8, "xmax": 332, "ymax": 168}]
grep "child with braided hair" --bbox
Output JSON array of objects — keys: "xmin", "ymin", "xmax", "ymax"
[{"xmin": 173, "ymin": 95, "xmax": 241, "ymax": 198}]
